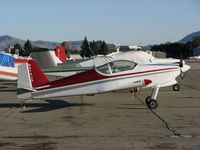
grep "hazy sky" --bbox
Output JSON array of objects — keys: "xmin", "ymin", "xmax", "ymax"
[{"xmin": 0, "ymin": 0, "xmax": 200, "ymax": 46}]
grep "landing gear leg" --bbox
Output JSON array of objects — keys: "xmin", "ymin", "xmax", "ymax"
[
  {"xmin": 20, "ymin": 98, "xmax": 33, "ymax": 109},
  {"xmin": 21, "ymin": 100, "xmax": 27, "ymax": 109},
  {"xmin": 146, "ymin": 86, "xmax": 160, "ymax": 109},
  {"xmin": 129, "ymin": 87, "xmax": 139, "ymax": 94}
]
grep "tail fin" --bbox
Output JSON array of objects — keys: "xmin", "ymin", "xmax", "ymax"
[
  {"xmin": 31, "ymin": 47, "xmax": 66, "ymax": 68},
  {"xmin": 17, "ymin": 60, "xmax": 50, "ymax": 99},
  {"xmin": 55, "ymin": 46, "xmax": 67, "ymax": 63}
]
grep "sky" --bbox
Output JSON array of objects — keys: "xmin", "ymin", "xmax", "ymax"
[{"xmin": 0, "ymin": 0, "xmax": 200, "ymax": 46}]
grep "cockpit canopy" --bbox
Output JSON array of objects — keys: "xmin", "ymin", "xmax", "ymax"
[{"xmin": 96, "ymin": 60, "xmax": 137, "ymax": 74}]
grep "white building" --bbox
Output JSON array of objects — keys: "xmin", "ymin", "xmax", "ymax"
[{"xmin": 128, "ymin": 45, "xmax": 142, "ymax": 50}]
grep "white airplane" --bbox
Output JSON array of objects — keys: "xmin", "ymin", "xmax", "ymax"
[
  {"xmin": 17, "ymin": 59, "xmax": 190, "ymax": 109},
  {"xmin": 0, "ymin": 53, "xmax": 28, "ymax": 80},
  {"xmin": 79, "ymin": 51, "xmax": 181, "ymax": 67}
]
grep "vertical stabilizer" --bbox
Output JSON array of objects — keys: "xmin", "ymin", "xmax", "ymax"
[
  {"xmin": 17, "ymin": 62, "xmax": 32, "ymax": 90},
  {"xmin": 28, "ymin": 60, "xmax": 50, "ymax": 87},
  {"xmin": 55, "ymin": 46, "xmax": 67, "ymax": 63},
  {"xmin": 17, "ymin": 60, "xmax": 50, "ymax": 99}
]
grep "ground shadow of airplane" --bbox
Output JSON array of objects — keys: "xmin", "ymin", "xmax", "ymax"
[{"xmin": 0, "ymin": 100, "xmax": 92, "ymax": 113}]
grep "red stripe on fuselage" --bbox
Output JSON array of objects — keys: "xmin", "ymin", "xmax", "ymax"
[
  {"xmin": 15, "ymin": 59, "xmax": 29, "ymax": 63},
  {"xmin": 38, "ymin": 67, "xmax": 178, "ymax": 91},
  {"xmin": 0, "ymin": 71, "xmax": 18, "ymax": 77}
]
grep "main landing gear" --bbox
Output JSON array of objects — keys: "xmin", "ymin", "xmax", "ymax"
[
  {"xmin": 145, "ymin": 86, "xmax": 159, "ymax": 109},
  {"xmin": 173, "ymin": 84, "xmax": 180, "ymax": 91}
]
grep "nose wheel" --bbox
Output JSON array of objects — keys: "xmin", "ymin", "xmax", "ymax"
[
  {"xmin": 145, "ymin": 86, "xmax": 159, "ymax": 109},
  {"xmin": 146, "ymin": 98, "xmax": 158, "ymax": 109}
]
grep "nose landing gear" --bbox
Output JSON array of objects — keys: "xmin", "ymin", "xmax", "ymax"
[
  {"xmin": 147, "ymin": 99, "xmax": 158, "ymax": 109},
  {"xmin": 145, "ymin": 86, "xmax": 160, "ymax": 109}
]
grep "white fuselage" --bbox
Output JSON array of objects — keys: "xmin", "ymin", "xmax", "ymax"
[
  {"xmin": 0, "ymin": 65, "xmax": 18, "ymax": 80},
  {"xmin": 30, "ymin": 63, "xmax": 181, "ymax": 99}
]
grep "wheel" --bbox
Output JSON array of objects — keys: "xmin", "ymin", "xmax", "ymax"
[
  {"xmin": 145, "ymin": 96, "xmax": 151, "ymax": 105},
  {"xmin": 173, "ymin": 84, "xmax": 180, "ymax": 91},
  {"xmin": 147, "ymin": 99, "xmax": 158, "ymax": 109}
]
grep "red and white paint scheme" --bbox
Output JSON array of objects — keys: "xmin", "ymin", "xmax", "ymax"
[
  {"xmin": 55, "ymin": 46, "xmax": 67, "ymax": 63},
  {"xmin": 17, "ymin": 59, "xmax": 190, "ymax": 109}
]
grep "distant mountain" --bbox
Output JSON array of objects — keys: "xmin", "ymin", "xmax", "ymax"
[
  {"xmin": 0, "ymin": 35, "xmax": 85, "ymax": 52},
  {"xmin": 178, "ymin": 31, "xmax": 200, "ymax": 43},
  {"xmin": 2, "ymin": 31, "xmax": 199, "ymax": 52},
  {"xmin": 0, "ymin": 35, "xmax": 25, "ymax": 50},
  {"xmin": 70, "ymin": 41, "xmax": 83, "ymax": 50},
  {"xmin": 0, "ymin": 35, "xmax": 61, "ymax": 51},
  {"xmin": 141, "ymin": 30, "xmax": 200, "ymax": 49},
  {"xmin": 141, "ymin": 45, "xmax": 153, "ymax": 50}
]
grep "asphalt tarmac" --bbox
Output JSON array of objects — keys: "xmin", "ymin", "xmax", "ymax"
[{"xmin": 0, "ymin": 60, "xmax": 200, "ymax": 150}]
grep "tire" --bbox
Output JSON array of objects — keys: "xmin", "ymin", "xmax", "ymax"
[
  {"xmin": 173, "ymin": 84, "xmax": 180, "ymax": 91},
  {"xmin": 145, "ymin": 96, "xmax": 151, "ymax": 105},
  {"xmin": 147, "ymin": 99, "xmax": 158, "ymax": 109}
]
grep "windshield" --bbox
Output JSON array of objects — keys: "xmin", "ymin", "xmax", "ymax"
[{"xmin": 97, "ymin": 60, "xmax": 137, "ymax": 74}]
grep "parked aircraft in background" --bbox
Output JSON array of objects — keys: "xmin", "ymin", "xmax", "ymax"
[
  {"xmin": 79, "ymin": 51, "xmax": 181, "ymax": 67},
  {"xmin": 31, "ymin": 46, "xmax": 67, "ymax": 68},
  {"xmin": 0, "ymin": 47, "xmax": 66, "ymax": 80},
  {"xmin": 0, "ymin": 53, "xmax": 28, "ymax": 80},
  {"xmin": 17, "ymin": 59, "xmax": 190, "ymax": 109}
]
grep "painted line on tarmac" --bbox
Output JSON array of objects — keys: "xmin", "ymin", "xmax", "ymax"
[{"xmin": 0, "ymin": 107, "xmax": 15, "ymax": 119}]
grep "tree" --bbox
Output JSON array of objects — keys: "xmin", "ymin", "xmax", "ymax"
[
  {"xmin": 151, "ymin": 42, "xmax": 189, "ymax": 58},
  {"xmin": 23, "ymin": 40, "xmax": 33, "ymax": 56},
  {"xmin": 192, "ymin": 36, "xmax": 200, "ymax": 47},
  {"xmin": 13, "ymin": 43, "xmax": 21, "ymax": 55},
  {"xmin": 80, "ymin": 37, "xmax": 91, "ymax": 58},
  {"xmin": 65, "ymin": 48, "xmax": 71, "ymax": 59},
  {"xmin": 32, "ymin": 47, "xmax": 49, "ymax": 52},
  {"xmin": 70, "ymin": 49, "xmax": 80, "ymax": 54},
  {"xmin": 186, "ymin": 41, "xmax": 194, "ymax": 57},
  {"xmin": 90, "ymin": 40, "xmax": 99, "ymax": 56},
  {"xmin": 99, "ymin": 40, "xmax": 109, "ymax": 55}
]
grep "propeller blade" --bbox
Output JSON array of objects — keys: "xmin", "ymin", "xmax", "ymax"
[{"xmin": 179, "ymin": 54, "xmax": 183, "ymax": 67}]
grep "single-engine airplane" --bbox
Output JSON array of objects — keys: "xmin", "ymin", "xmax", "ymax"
[{"xmin": 17, "ymin": 59, "xmax": 190, "ymax": 109}]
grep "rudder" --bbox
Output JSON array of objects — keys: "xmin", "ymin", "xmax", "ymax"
[{"xmin": 17, "ymin": 60, "xmax": 50, "ymax": 99}]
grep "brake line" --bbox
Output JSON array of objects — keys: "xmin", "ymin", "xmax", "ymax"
[{"xmin": 134, "ymin": 94, "xmax": 182, "ymax": 137}]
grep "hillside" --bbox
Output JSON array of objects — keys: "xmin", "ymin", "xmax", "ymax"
[
  {"xmin": 1, "ymin": 31, "xmax": 200, "ymax": 51},
  {"xmin": 0, "ymin": 35, "xmax": 25, "ymax": 50},
  {"xmin": 0, "ymin": 35, "xmax": 84, "ymax": 51},
  {"xmin": 0, "ymin": 35, "xmax": 60, "ymax": 51},
  {"xmin": 179, "ymin": 31, "xmax": 200, "ymax": 43}
]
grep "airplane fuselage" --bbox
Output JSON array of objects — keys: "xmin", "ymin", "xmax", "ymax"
[{"xmin": 28, "ymin": 63, "xmax": 181, "ymax": 99}]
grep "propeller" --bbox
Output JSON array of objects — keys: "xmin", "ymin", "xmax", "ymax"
[
  {"xmin": 179, "ymin": 54, "xmax": 185, "ymax": 80},
  {"xmin": 179, "ymin": 54, "xmax": 183, "ymax": 68}
]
